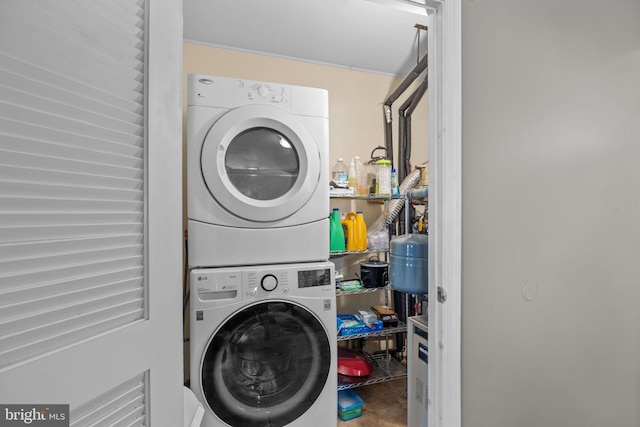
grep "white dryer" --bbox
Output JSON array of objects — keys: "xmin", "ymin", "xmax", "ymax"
[
  {"xmin": 190, "ymin": 261, "xmax": 337, "ymax": 427},
  {"xmin": 187, "ymin": 74, "xmax": 330, "ymax": 268}
]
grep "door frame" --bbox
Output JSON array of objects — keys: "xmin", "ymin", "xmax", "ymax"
[
  {"xmin": 368, "ymin": 1, "xmax": 462, "ymax": 425},
  {"xmin": 424, "ymin": 1, "xmax": 462, "ymax": 426}
]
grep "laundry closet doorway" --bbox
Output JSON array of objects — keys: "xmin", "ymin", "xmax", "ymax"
[{"xmin": 183, "ymin": 0, "xmax": 462, "ymax": 426}]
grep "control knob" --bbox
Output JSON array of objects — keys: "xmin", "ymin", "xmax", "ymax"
[
  {"xmin": 257, "ymin": 85, "xmax": 269, "ymax": 98},
  {"xmin": 261, "ymin": 274, "xmax": 278, "ymax": 292}
]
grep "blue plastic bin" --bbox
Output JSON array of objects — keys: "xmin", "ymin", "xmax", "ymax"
[{"xmin": 338, "ymin": 389, "xmax": 364, "ymax": 421}]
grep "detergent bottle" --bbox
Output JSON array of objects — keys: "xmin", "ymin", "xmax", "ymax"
[
  {"xmin": 341, "ymin": 215, "xmax": 357, "ymax": 251},
  {"xmin": 354, "ymin": 211, "xmax": 367, "ymax": 251},
  {"xmin": 354, "ymin": 211, "xmax": 368, "ymax": 250},
  {"xmin": 329, "ymin": 209, "xmax": 346, "ymax": 251},
  {"xmin": 344, "ymin": 212, "xmax": 367, "ymax": 251}
]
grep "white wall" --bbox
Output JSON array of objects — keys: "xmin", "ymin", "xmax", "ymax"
[{"xmin": 461, "ymin": 1, "xmax": 640, "ymax": 426}]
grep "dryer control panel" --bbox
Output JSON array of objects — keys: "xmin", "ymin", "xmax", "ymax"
[
  {"xmin": 186, "ymin": 74, "xmax": 292, "ymax": 110},
  {"xmin": 235, "ymin": 79, "xmax": 291, "ymax": 110}
]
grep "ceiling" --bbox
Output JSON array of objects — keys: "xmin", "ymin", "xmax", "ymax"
[{"xmin": 183, "ymin": 0, "xmax": 430, "ymax": 78}]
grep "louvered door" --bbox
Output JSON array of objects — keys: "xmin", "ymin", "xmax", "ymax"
[{"xmin": 0, "ymin": 1, "xmax": 183, "ymax": 425}]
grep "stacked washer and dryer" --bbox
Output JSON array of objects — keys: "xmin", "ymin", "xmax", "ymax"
[{"xmin": 186, "ymin": 74, "xmax": 337, "ymax": 427}]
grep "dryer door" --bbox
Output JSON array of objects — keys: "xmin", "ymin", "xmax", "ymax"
[
  {"xmin": 201, "ymin": 301, "xmax": 331, "ymax": 427},
  {"xmin": 201, "ymin": 105, "xmax": 321, "ymax": 222}
]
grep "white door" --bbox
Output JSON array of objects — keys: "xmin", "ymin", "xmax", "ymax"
[
  {"xmin": 0, "ymin": 1, "xmax": 183, "ymax": 426},
  {"xmin": 200, "ymin": 105, "xmax": 321, "ymax": 222}
]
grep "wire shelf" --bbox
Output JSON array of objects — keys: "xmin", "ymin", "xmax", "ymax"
[
  {"xmin": 337, "ymin": 354, "xmax": 407, "ymax": 390},
  {"xmin": 329, "ymin": 249, "xmax": 388, "ymax": 258},
  {"xmin": 336, "ymin": 286, "xmax": 387, "ymax": 297},
  {"xmin": 329, "ymin": 194, "xmax": 402, "ymax": 200},
  {"xmin": 337, "ymin": 321, "xmax": 406, "ymax": 341}
]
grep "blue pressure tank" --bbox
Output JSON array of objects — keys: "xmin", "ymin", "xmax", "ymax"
[{"xmin": 389, "ymin": 233, "xmax": 428, "ymax": 294}]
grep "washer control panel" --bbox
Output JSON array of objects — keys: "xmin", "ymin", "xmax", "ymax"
[
  {"xmin": 246, "ymin": 269, "xmax": 290, "ymax": 298},
  {"xmin": 191, "ymin": 269, "xmax": 240, "ymax": 301},
  {"xmin": 191, "ymin": 262, "xmax": 335, "ymax": 303}
]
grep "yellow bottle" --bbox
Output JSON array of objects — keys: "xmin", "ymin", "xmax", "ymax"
[
  {"xmin": 354, "ymin": 211, "xmax": 367, "ymax": 250},
  {"xmin": 345, "ymin": 212, "xmax": 367, "ymax": 251},
  {"xmin": 341, "ymin": 217, "xmax": 357, "ymax": 251}
]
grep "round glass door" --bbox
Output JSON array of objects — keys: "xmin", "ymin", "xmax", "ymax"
[
  {"xmin": 225, "ymin": 127, "xmax": 299, "ymax": 200},
  {"xmin": 201, "ymin": 301, "xmax": 331, "ymax": 427},
  {"xmin": 200, "ymin": 104, "xmax": 321, "ymax": 222}
]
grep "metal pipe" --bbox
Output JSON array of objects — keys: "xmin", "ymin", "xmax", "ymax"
[
  {"xmin": 398, "ymin": 112, "xmax": 407, "ymax": 180},
  {"xmin": 383, "ymin": 105, "xmax": 394, "ymax": 166},
  {"xmin": 403, "ymin": 187, "xmax": 429, "ymax": 234},
  {"xmin": 404, "ymin": 80, "xmax": 429, "ymax": 179},
  {"xmin": 407, "ymin": 186, "xmax": 429, "ymax": 200},
  {"xmin": 405, "ymin": 79, "xmax": 428, "ymax": 116},
  {"xmin": 384, "ymin": 53, "xmax": 428, "ymax": 106},
  {"xmin": 397, "ymin": 77, "xmax": 429, "ymax": 184},
  {"xmin": 382, "ymin": 52, "xmax": 428, "ymax": 170},
  {"xmin": 405, "ymin": 115, "xmax": 412, "ymax": 184},
  {"xmin": 405, "ymin": 194, "xmax": 411, "ymax": 234},
  {"xmin": 397, "ymin": 91, "xmax": 417, "ymax": 182}
]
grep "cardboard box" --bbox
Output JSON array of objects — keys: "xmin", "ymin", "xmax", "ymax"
[{"xmin": 371, "ymin": 305, "xmax": 399, "ymax": 327}]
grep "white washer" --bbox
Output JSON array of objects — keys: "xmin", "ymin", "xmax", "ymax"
[
  {"xmin": 190, "ymin": 261, "xmax": 337, "ymax": 427},
  {"xmin": 187, "ymin": 74, "xmax": 330, "ymax": 268}
]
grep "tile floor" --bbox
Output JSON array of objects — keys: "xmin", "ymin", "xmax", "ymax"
[{"xmin": 337, "ymin": 377, "xmax": 408, "ymax": 427}]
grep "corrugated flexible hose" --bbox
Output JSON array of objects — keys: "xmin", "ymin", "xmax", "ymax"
[{"xmin": 368, "ymin": 167, "xmax": 422, "ymax": 233}]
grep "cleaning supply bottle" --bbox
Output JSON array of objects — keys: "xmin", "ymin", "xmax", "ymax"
[
  {"xmin": 344, "ymin": 212, "xmax": 367, "ymax": 251},
  {"xmin": 390, "ymin": 167, "xmax": 400, "ymax": 197},
  {"xmin": 329, "ymin": 208, "xmax": 346, "ymax": 251},
  {"xmin": 331, "ymin": 158, "xmax": 348, "ymax": 189},
  {"xmin": 354, "ymin": 211, "xmax": 367, "ymax": 250},
  {"xmin": 348, "ymin": 158, "xmax": 358, "ymax": 190},
  {"xmin": 341, "ymin": 215, "xmax": 357, "ymax": 251}
]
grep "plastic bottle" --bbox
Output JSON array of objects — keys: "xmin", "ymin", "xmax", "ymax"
[
  {"xmin": 354, "ymin": 156, "xmax": 369, "ymax": 196},
  {"xmin": 354, "ymin": 211, "xmax": 368, "ymax": 250},
  {"xmin": 329, "ymin": 208, "xmax": 346, "ymax": 251},
  {"xmin": 347, "ymin": 158, "xmax": 358, "ymax": 190},
  {"xmin": 375, "ymin": 159, "xmax": 392, "ymax": 196},
  {"xmin": 390, "ymin": 167, "xmax": 400, "ymax": 197},
  {"xmin": 344, "ymin": 212, "xmax": 367, "ymax": 251},
  {"xmin": 331, "ymin": 158, "xmax": 349, "ymax": 189},
  {"xmin": 341, "ymin": 216, "xmax": 357, "ymax": 250}
]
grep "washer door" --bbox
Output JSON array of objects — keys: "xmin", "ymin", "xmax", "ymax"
[
  {"xmin": 201, "ymin": 104, "xmax": 321, "ymax": 222},
  {"xmin": 201, "ymin": 301, "xmax": 331, "ymax": 427}
]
